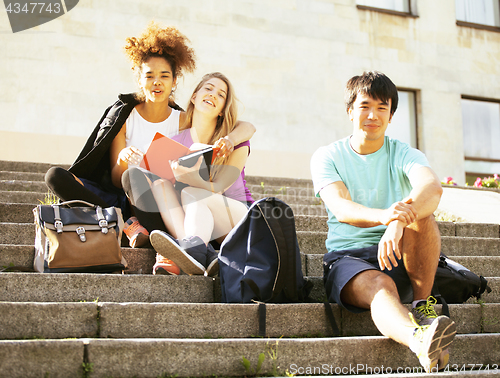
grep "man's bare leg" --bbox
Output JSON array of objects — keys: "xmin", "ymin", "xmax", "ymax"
[
  {"xmin": 340, "ymin": 215, "xmax": 440, "ymax": 346},
  {"xmin": 401, "ymin": 215, "xmax": 441, "ymax": 301},
  {"xmin": 341, "ymin": 270, "xmax": 415, "ymax": 346}
]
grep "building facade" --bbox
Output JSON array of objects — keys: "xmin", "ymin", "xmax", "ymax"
[{"xmin": 1, "ymin": 0, "xmax": 499, "ymax": 184}]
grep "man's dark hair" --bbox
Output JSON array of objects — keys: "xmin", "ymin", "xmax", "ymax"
[{"xmin": 344, "ymin": 71, "xmax": 399, "ymax": 115}]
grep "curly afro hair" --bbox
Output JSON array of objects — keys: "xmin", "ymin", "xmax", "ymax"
[{"xmin": 124, "ymin": 21, "xmax": 196, "ymax": 80}]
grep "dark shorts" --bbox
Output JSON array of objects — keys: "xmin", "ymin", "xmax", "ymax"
[{"xmin": 323, "ymin": 245, "xmax": 413, "ymax": 313}]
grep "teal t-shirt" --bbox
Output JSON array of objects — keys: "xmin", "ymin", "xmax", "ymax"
[{"xmin": 310, "ymin": 136, "xmax": 430, "ymax": 253}]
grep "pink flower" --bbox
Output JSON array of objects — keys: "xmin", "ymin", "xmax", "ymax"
[
  {"xmin": 494, "ymin": 174, "xmax": 499, "ymax": 180},
  {"xmin": 445, "ymin": 177, "xmax": 454, "ymax": 184},
  {"xmin": 474, "ymin": 177, "xmax": 482, "ymax": 187}
]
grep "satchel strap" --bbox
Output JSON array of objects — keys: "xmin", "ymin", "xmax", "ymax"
[
  {"xmin": 96, "ymin": 206, "xmax": 109, "ymax": 234},
  {"xmin": 58, "ymin": 199, "xmax": 98, "ymax": 208},
  {"xmin": 50, "ymin": 201, "xmax": 110, "ymax": 239},
  {"xmin": 51, "ymin": 205, "xmax": 64, "ymax": 233}
]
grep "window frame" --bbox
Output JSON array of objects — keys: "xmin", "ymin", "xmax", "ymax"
[
  {"xmin": 356, "ymin": 0, "xmax": 418, "ymax": 18},
  {"xmin": 462, "ymin": 95, "xmax": 500, "ymax": 163},
  {"xmin": 386, "ymin": 87, "xmax": 419, "ymax": 149},
  {"xmin": 456, "ymin": 20, "xmax": 500, "ymax": 33},
  {"xmin": 461, "ymin": 95, "xmax": 500, "ymax": 183},
  {"xmin": 456, "ymin": 0, "xmax": 500, "ymax": 32}
]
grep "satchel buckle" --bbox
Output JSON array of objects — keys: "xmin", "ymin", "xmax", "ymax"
[
  {"xmin": 54, "ymin": 220, "xmax": 64, "ymax": 234},
  {"xmin": 76, "ymin": 226, "xmax": 87, "ymax": 242},
  {"xmin": 99, "ymin": 219, "xmax": 109, "ymax": 234}
]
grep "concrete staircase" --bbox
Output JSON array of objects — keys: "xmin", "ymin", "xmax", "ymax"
[{"xmin": 0, "ymin": 160, "xmax": 499, "ymax": 377}]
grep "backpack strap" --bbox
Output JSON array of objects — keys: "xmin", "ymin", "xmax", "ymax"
[
  {"xmin": 258, "ymin": 303, "xmax": 266, "ymax": 337},
  {"xmin": 242, "ymin": 278, "xmax": 262, "ymax": 301},
  {"xmin": 479, "ymin": 276, "xmax": 492, "ymax": 297},
  {"xmin": 323, "ymin": 301, "xmax": 340, "ymax": 336},
  {"xmin": 256, "ymin": 198, "xmax": 298, "ymax": 302},
  {"xmin": 432, "ymin": 284, "xmax": 450, "ymax": 318}
]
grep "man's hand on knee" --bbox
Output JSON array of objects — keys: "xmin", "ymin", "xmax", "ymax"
[
  {"xmin": 378, "ymin": 220, "xmax": 405, "ymax": 270},
  {"xmin": 381, "ymin": 198, "xmax": 417, "ymax": 226}
]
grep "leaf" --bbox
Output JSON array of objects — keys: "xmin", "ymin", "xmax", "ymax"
[
  {"xmin": 256, "ymin": 352, "xmax": 265, "ymax": 372},
  {"xmin": 241, "ymin": 356, "xmax": 252, "ymax": 372}
]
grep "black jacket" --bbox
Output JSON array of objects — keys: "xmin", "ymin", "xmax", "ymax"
[
  {"xmin": 68, "ymin": 93, "xmax": 183, "ymax": 188},
  {"xmin": 68, "ymin": 93, "xmax": 140, "ymax": 186}
]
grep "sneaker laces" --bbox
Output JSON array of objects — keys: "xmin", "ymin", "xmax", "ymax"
[{"xmin": 413, "ymin": 296, "xmax": 438, "ymax": 322}]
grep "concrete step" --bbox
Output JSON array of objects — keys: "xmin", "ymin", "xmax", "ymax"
[
  {"xmin": 3, "ymin": 222, "xmax": 500, "ymax": 255},
  {"xmin": 0, "ymin": 189, "xmax": 328, "ymax": 216},
  {"xmin": 0, "ymin": 160, "xmax": 65, "ymax": 173},
  {"xmin": 1, "ymin": 244, "xmax": 155, "ymax": 275},
  {"xmin": 2, "ymin": 245, "xmax": 499, "ymax": 303},
  {"xmin": 0, "ymin": 334, "xmax": 498, "ymax": 378},
  {"xmin": 246, "ymin": 174, "xmax": 314, "ymax": 188},
  {"xmin": 0, "ymin": 219, "xmax": 500, "ymax": 251},
  {"xmin": 0, "ymin": 179, "xmax": 47, "ymax": 192},
  {"xmin": 0, "ymin": 171, "xmax": 45, "ymax": 182},
  {"xmin": 2, "ymin": 202, "xmax": 499, "ymax": 238},
  {"xmin": 0, "ymin": 190, "xmax": 47, "ymax": 204},
  {"xmin": 247, "ymin": 183, "xmax": 315, "ymax": 197},
  {"xmin": 0, "ymin": 272, "xmax": 497, "ymax": 304},
  {"xmin": 297, "ymin": 231, "xmax": 500, "ymax": 257},
  {"xmin": 253, "ymin": 191, "xmax": 323, "ymax": 205},
  {"xmin": 0, "ymin": 273, "xmax": 214, "ymax": 303},
  {"xmin": 0, "ymin": 302, "xmax": 497, "ymax": 340},
  {"xmin": 0, "ymin": 159, "xmax": 498, "ymax": 377},
  {"xmin": 293, "ymin": 216, "xmax": 500, "ymax": 238},
  {"xmin": 0, "ymin": 162, "xmax": 315, "ymax": 186}
]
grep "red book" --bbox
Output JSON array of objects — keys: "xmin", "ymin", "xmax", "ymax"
[{"xmin": 140, "ymin": 132, "xmax": 214, "ymax": 183}]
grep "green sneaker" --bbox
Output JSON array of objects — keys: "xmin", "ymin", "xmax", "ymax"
[
  {"xmin": 411, "ymin": 296, "xmax": 450, "ymax": 369},
  {"xmin": 409, "ymin": 312, "xmax": 456, "ymax": 373}
]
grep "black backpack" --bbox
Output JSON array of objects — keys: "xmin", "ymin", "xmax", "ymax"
[
  {"xmin": 219, "ymin": 197, "xmax": 313, "ymax": 304},
  {"xmin": 432, "ymin": 254, "xmax": 491, "ymax": 316}
]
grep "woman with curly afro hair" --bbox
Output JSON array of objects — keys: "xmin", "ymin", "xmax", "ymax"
[{"xmin": 45, "ymin": 22, "xmax": 255, "ymax": 275}]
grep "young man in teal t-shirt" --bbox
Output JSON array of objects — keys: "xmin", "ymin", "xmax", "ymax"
[{"xmin": 310, "ymin": 71, "xmax": 456, "ymax": 373}]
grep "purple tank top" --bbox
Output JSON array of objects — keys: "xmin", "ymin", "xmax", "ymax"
[{"xmin": 172, "ymin": 129, "xmax": 254, "ymax": 203}]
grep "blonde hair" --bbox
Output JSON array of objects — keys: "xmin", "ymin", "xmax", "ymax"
[{"xmin": 182, "ymin": 72, "xmax": 239, "ymax": 180}]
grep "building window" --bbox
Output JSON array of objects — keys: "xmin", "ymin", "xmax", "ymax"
[
  {"xmin": 386, "ymin": 90, "xmax": 417, "ymax": 148},
  {"xmin": 456, "ymin": 0, "xmax": 500, "ymax": 27},
  {"xmin": 356, "ymin": 0, "xmax": 411, "ymax": 13},
  {"xmin": 462, "ymin": 97, "xmax": 500, "ymax": 184}
]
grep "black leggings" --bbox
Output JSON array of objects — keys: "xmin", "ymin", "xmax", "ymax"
[
  {"xmin": 45, "ymin": 167, "xmax": 111, "ymax": 208},
  {"xmin": 121, "ymin": 167, "xmax": 168, "ymax": 233},
  {"xmin": 46, "ymin": 166, "xmax": 168, "ymax": 233}
]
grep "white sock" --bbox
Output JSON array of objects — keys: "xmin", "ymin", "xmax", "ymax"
[{"xmin": 409, "ymin": 332, "xmax": 419, "ymax": 354}]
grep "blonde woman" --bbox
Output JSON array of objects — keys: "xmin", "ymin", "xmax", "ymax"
[{"xmin": 150, "ymin": 72, "xmax": 254, "ymax": 276}]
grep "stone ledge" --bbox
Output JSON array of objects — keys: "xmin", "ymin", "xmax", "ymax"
[
  {"xmin": 0, "ymin": 302, "xmax": 98, "ymax": 339},
  {"xmin": 0, "ymin": 339, "xmax": 84, "ymax": 377},
  {"xmin": 0, "ymin": 273, "xmax": 214, "ymax": 303}
]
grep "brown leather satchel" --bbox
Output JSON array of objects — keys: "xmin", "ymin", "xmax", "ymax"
[{"xmin": 33, "ymin": 200, "xmax": 127, "ymax": 273}]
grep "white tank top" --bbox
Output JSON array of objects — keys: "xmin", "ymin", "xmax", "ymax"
[{"xmin": 125, "ymin": 107, "xmax": 181, "ymax": 154}]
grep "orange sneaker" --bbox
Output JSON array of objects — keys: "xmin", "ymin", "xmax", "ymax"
[
  {"xmin": 123, "ymin": 216, "xmax": 149, "ymax": 248},
  {"xmin": 153, "ymin": 254, "xmax": 181, "ymax": 275}
]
